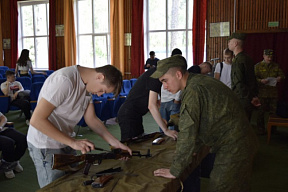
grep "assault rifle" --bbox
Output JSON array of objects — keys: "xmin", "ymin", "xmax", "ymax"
[{"xmin": 52, "ymin": 149, "xmax": 151, "ymax": 175}]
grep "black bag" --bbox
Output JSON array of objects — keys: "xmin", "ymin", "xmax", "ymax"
[
  {"xmin": 276, "ymin": 101, "xmax": 288, "ymax": 118},
  {"xmin": 17, "ymin": 90, "xmax": 31, "ymax": 101}
]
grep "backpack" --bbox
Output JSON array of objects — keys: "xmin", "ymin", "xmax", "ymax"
[{"xmin": 212, "ymin": 62, "xmax": 223, "ymax": 77}]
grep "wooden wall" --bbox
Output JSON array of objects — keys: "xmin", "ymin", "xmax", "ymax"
[{"xmin": 206, "ymin": 0, "xmax": 288, "ymax": 61}]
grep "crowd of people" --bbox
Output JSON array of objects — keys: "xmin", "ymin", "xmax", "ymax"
[{"xmin": 0, "ymin": 33, "xmax": 285, "ymax": 192}]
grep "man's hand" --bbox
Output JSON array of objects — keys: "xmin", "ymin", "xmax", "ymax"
[
  {"xmin": 154, "ymin": 168, "xmax": 176, "ymax": 179},
  {"xmin": 12, "ymin": 92, "xmax": 18, "ymax": 100},
  {"xmin": 277, "ymin": 76, "xmax": 282, "ymax": 82},
  {"xmin": 261, "ymin": 79, "xmax": 269, "ymax": 84},
  {"xmin": 111, "ymin": 141, "xmax": 132, "ymax": 156},
  {"xmin": 70, "ymin": 139, "xmax": 95, "ymax": 154},
  {"xmin": 164, "ymin": 129, "xmax": 178, "ymax": 140},
  {"xmin": 251, "ymin": 97, "xmax": 261, "ymax": 107}
]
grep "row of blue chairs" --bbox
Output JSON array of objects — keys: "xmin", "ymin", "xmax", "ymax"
[{"xmin": 0, "ymin": 66, "xmax": 54, "ymax": 78}]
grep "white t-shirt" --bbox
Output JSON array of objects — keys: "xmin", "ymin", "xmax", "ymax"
[
  {"xmin": 214, "ymin": 62, "xmax": 232, "ymax": 88},
  {"xmin": 160, "ymin": 85, "xmax": 181, "ymax": 103},
  {"xmin": 17, "ymin": 61, "xmax": 32, "ymax": 74},
  {"xmin": 0, "ymin": 81, "xmax": 23, "ymax": 100},
  {"xmin": 27, "ymin": 65, "xmax": 92, "ymax": 149}
]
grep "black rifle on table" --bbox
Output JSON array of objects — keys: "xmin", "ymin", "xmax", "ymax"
[
  {"xmin": 52, "ymin": 148, "xmax": 151, "ymax": 175},
  {"xmin": 121, "ymin": 132, "xmax": 164, "ymax": 145}
]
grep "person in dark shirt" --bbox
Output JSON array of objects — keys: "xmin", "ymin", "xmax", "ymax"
[
  {"xmin": 144, "ymin": 51, "xmax": 159, "ymax": 69},
  {"xmin": 228, "ymin": 33, "xmax": 260, "ymax": 120},
  {"xmin": 117, "ymin": 67, "xmax": 178, "ymax": 141}
]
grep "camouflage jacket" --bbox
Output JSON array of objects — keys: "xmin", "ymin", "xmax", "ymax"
[
  {"xmin": 254, "ymin": 61, "xmax": 285, "ymax": 98},
  {"xmin": 231, "ymin": 51, "xmax": 258, "ymax": 106},
  {"xmin": 170, "ymin": 74, "xmax": 255, "ymax": 177}
]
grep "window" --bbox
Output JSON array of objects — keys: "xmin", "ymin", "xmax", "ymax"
[
  {"xmin": 18, "ymin": 0, "xmax": 49, "ymax": 70},
  {"xmin": 75, "ymin": 0, "xmax": 110, "ymax": 67},
  {"xmin": 144, "ymin": 0, "xmax": 194, "ymax": 67}
]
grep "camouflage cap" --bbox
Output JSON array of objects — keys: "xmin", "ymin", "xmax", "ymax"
[
  {"xmin": 150, "ymin": 55, "xmax": 187, "ymax": 79},
  {"xmin": 227, "ymin": 33, "xmax": 246, "ymax": 41},
  {"xmin": 264, "ymin": 49, "xmax": 274, "ymax": 56}
]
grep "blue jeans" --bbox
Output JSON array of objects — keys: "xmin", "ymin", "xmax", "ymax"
[
  {"xmin": 27, "ymin": 142, "xmax": 76, "ymax": 188},
  {"xmin": 159, "ymin": 100, "xmax": 180, "ymax": 132}
]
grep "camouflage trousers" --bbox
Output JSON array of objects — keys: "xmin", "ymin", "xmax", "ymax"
[
  {"xmin": 256, "ymin": 97, "xmax": 278, "ymax": 130},
  {"xmin": 208, "ymin": 130, "xmax": 258, "ymax": 192}
]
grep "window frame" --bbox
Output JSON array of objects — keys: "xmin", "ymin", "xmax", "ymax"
[
  {"xmin": 18, "ymin": 0, "xmax": 50, "ymax": 70},
  {"xmin": 144, "ymin": 0, "xmax": 194, "ymax": 67},
  {"xmin": 74, "ymin": 0, "xmax": 111, "ymax": 67}
]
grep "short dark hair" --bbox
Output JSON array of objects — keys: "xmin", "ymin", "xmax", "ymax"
[
  {"xmin": 171, "ymin": 48, "xmax": 182, "ymax": 56},
  {"xmin": 5, "ymin": 70, "xmax": 15, "ymax": 77},
  {"xmin": 149, "ymin": 51, "xmax": 155, "ymax": 56},
  {"xmin": 223, "ymin": 48, "xmax": 233, "ymax": 56},
  {"xmin": 95, "ymin": 65, "xmax": 123, "ymax": 97},
  {"xmin": 202, "ymin": 61, "xmax": 212, "ymax": 71}
]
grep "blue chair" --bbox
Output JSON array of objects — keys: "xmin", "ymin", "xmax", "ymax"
[
  {"xmin": 92, "ymin": 95, "xmax": 114, "ymax": 122},
  {"xmin": 16, "ymin": 77, "xmax": 32, "ymax": 90},
  {"xmin": 46, "ymin": 70, "xmax": 54, "ymax": 76},
  {"xmin": 130, "ymin": 78, "xmax": 137, "ymax": 87},
  {"xmin": 32, "ymin": 75, "xmax": 46, "ymax": 83},
  {"xmin": 0, "ymin": 69, "xmax": 5, "ymax": 77},
  {"xmin": 30, "ymin": 82, "xmax": 44, "ymax": 110},
  {"xmin": 0, "ymin": 74, "xmax": 3, "ymax": 78},
  {"xmin": 0, "ymin": 66, "xmax": 9, "ymax": 72},
  {"xmin": 120, "ymin": 80, "xmax": 132, "ymax": 97}
]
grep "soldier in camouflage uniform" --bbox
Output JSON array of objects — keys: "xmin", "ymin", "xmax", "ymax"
[
  {"xmin": 228, "ymin": 33, "xmax": 260, "ymax": 121},
  {"xmin": 255, "ymin": 49, "xmax": 285, "ymax": 134},
  {"xmin": 152, "ymin": 55, "xmax": 258, "ymax": 192}
]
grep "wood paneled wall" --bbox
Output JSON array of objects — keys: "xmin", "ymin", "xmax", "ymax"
[
  {"xmin": 206, "ymin": 0, "xmax": 288, "ymax": 62},
  {"xmin": 236, "ymin": 0, "xmax": 288, "ymax": 33}
]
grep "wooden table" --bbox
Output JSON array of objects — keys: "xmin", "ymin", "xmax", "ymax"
[{"xmin": 38, "ymin": 136, "xmax": 209, "ymax": 192}]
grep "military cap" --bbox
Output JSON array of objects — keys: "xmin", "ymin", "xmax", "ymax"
[
  {"xmin": 227, "ymin": 33, "xmax": 246, "ymax": 41},
  {"xmin": 264, "ymin": 49, "xmax": 274, "ymax": 56},
  {"xmin": 150, "ymin": 55, "xmax": 187, "ymax": 79}
]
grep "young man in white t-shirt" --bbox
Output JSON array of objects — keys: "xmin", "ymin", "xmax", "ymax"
[
  {"xmin": 27, "ymin": 65, "xmax": 131, "ymax": 188},
  {"xmin": 214, "ymin": 48, "xmax": 233, "ymax": 88},
  {"xmin": 0, "ymin": 70, "xmax": 31, "ymax": 124}
]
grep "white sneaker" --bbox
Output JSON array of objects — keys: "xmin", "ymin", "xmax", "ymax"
[
  {"xmin": 4, "ymin": 170, "xmax": 15, "ymax": 179},
  {"xmin": 14, "ymin": 161, "xmax": 23, "ymax": 173},
  {"xmin": 26, "ymin": 120, "xmax": 30, "ymax": 126}
]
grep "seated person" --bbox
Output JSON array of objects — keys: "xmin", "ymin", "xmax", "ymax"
[
  {"xmin": 144, "ymin": 51, "xmax": 159, "ymax": 69},
  {"xmin": 0, "ymin": 112, "xmax": 27, "ymax": 179},
  {"xmin": 188, "ymin": 61, "xmax": 212, "ymax": 75},
  {"xmin": 0, "ymin": 70, "xmax": 31, "ymax": 125},
  {"xmin": 15, "ymin": 49, "xmax": 46, "ymax": 77}
]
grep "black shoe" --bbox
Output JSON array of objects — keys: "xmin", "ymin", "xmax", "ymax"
[{"xmin": 0, "ymin": 160, "xmax": 17, "ymax": 172}]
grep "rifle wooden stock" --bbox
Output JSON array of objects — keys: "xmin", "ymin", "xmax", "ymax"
[{"xmin": 52, "ymin": 150, "xmax": 132, "ymax": 174}]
